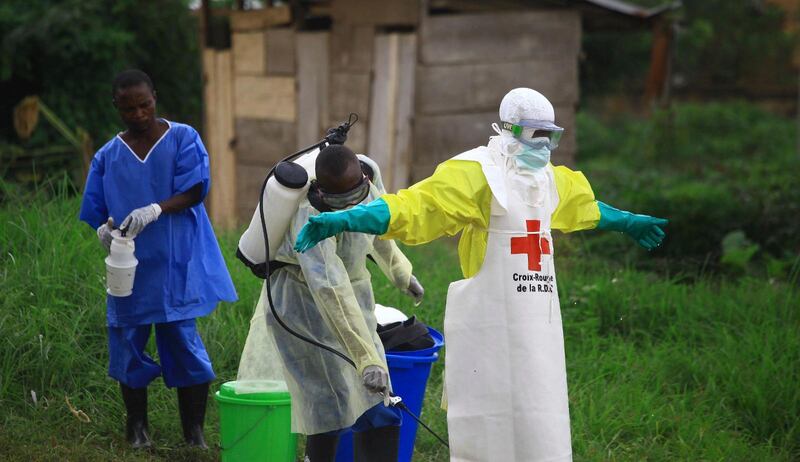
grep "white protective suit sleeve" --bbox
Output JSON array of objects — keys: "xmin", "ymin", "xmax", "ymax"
[{"xmin": 293, "ymin": 222, "xmax": 386, "ymax": 375}]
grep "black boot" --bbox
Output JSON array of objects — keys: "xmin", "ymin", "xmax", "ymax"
[
  {"xmin": 177, "ymin": 382, "xmax": 210, "ymax": 449},
  {"xmin": 119, "ymin": 383, "xmax": 152, "ymax": 449},
  {"xmin": 354, "ymin": 425, "xmax": 400, "ymax": 462},
  {"xmin": 304, "ymin": 433, "xmax": 340, "ymax": 462}
]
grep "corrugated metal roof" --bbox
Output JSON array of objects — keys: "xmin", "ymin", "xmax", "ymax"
[{"xmin": 581, "ymin": 0, "xmax": 681, "ymax": 18}]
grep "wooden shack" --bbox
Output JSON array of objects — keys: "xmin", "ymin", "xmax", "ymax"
[{"xmin": 203, "ymin": 0, "xmax": 675, "ymax": 227}]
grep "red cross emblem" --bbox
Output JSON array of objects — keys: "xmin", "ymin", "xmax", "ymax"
[{"xmin": 510, "ymin": 220, "xmax": 551, "ymax": 271}]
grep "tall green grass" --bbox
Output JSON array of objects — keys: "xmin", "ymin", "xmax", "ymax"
[
  {"xmin": 556, "ymin": 255, "xmax": 799, "ymax": 461},
  {"xmin": 0, "ymin": 181, "xmax": 797, "ymax": 461},
  {"xmin": 576, "ymin": 102, "xmax": 800, "ymax": 269}
]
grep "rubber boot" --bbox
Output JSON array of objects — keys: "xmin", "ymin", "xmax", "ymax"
[
  {"xmin": 304, "ymin": 433, "xmax": 340, "ymax": 462},
  {"xmin": 354, "ymin": 425, "xmax": 400, "ymax": 462},
  {"xmin": 177, "ymin": 382, "xmax": 209, "ymax": 449},
  {"xmin": 119, "ymin": 383, "xmax": 152, "ymax": 449}
]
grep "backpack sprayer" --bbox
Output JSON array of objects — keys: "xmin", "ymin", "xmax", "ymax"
[{"xmin": 236, "ymin": 114, "xmax": 449, "ymax": 449}]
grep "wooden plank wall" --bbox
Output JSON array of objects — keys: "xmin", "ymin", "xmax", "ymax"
[
  {"xmin": 225, "ymin": 8, "xmax": 335, "ymax": 223},
  {"xmin": 413, "ymin": 9, "xmax": 582, "ymax": 181},
  {"xmin": 296, "ymin": 32, "xmax": 330, "ymax": 147},
  {"xmin": 211, "ymin": 2, "xmax": 585, "ymax": 225},
  {"xmin": 329, "ymin": 0, "xmax": 420, "ymax": 159},
  {"xmin": 202, "ymin": 49, "xmax": 237, "ymax": 230},
  {"xmin": 368, "ymin": 33, "xmax": 417, "ymax": 192},
  {"xmin": 227, "ymin": 7, "xmax": 303, "ymax": 222},
  {"xmin": 328, "ymin": 23, "xmax": 374, "ymax": 154}
]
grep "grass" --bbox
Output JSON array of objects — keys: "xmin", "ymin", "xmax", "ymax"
[
  {"xmin": 574, "ymin": 103, "xmax": 800, "ymax": 269},
  {"xmin": 0, "ymin": 180, "xmax": 798, "ymax": 461}
]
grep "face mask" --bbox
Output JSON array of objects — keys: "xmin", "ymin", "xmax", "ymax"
[{"xmin": 515, "ymin": 142, "xmax": 550, "ymax": 170}]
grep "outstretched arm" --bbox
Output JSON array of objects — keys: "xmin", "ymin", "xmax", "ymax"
[
  {"xmin": 295, "ymin": 199, "xmax": 390, "ymax": 252},
  {"xmin": 596, "ymin": 201, "xmax": 668, "ymax": 250},
  {"xmin": 550, "ymin": 165, "xmax": 667, "ymax": 250},
  {"xmin": 295, "ymin": 160, "xmax": 491, "ymax": 253}
]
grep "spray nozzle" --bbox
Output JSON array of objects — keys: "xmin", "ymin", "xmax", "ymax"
[
  {"xmin": 380, "ymin": 390, "xmax": 403, "ymax": 408},
  {"xmin": 324, "ymin": 113, "xmax": 359, "ymax": 146}
]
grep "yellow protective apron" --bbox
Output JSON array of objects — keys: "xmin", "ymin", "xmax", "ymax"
[{"xmin": 444, "ymin": 147, "xmax": 572, "ymax": 461}]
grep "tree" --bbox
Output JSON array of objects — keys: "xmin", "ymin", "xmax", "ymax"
[{"xmin": 0, "ymin": 0, "xmax": 201, "ymax": 145}]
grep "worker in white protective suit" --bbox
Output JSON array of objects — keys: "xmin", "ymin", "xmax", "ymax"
[
  {"xmin": 295, "ymin": 88, "xmax": 669, "ymax": 461},
  {"xmin": 256, "ymin": 144, "xmax": 424, "ymax": 462}
]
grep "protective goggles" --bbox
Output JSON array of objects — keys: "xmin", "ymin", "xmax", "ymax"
[
  {"xmin": 501, "ymin": 119, "xmax": 564, "ymax": 150},
  {"xmin": 316, "ymin": 174, "xmax": 371, "ymax": 210}
]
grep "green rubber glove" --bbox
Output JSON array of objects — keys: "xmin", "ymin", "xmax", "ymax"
[
  {"xmin": 295, "ymin": 198, "xmax": 391, "ymax": 253},
  {"xmin": 596, "ymin": 201, "xmax": 668, "ymax": 251}
]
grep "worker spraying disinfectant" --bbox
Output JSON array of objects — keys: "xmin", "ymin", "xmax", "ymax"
[{"xmin": 234, "ymin": 117, "xmax": 445, "ymax": 462}]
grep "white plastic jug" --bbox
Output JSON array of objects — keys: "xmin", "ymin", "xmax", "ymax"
[{"xmin": 105, "ymin": 230, "xmax": 138, "ymax": 297}]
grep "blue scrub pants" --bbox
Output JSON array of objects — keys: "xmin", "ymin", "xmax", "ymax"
[
  {"xmin": 108, "ymin": 318, "xmax": 215, "ymax": 389},
  {"xmin": 322, "ymin": 402, "xmax": 402, "ymax": 436}
]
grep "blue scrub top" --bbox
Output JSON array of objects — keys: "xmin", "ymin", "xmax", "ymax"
[{"xmin": 79, "ymin": 120, "xmax": 237, "ymax": 326}]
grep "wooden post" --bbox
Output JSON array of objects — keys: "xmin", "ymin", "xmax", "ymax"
[
  {"xmin": 77, "ymin": 128, "xmax": 93, "ymax": 187},
  {"xmin": 643, "ymin": 18, "xmax": 673, "ymax": 109},
  {"xmin": 368, "ymin": 34, "xmax": 400, "ymax": 190},
  {"xmin": 393, "ymin": 33, "xmax": 417, "ymax": 191},
  {"xmin": 368, "ymin": 33, "xmax": 417, "ymax": 192},
  {"xmin": 296, "ymin": 32, "xmax": 330, "ymax": 146},
  {"xmin": 203, "ymin": 49, "xmax": 238, "ymax": 230}
]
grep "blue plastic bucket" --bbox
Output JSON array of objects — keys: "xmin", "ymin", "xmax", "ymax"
[{"xmin": 335, "ymin": 327, "xmax": 444, "ymax": 462}]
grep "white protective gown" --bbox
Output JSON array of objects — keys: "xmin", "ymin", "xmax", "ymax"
[
  {"xmin": 444, "ymin": 147, "xmax": 572, "ymax": 461},
  {"xmin": 266, "ymin": 182, "xmax": 413, "ymax": 435}
]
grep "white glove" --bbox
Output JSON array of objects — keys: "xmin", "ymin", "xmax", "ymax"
[
  {"xmin": 362, "ymin": 365, "xmax": 389, "ymax": 394},
  {"xmin": 120, "ymin": 204, "xmax": 162, "ymax": 236},
  {"xmin": 97, "ymin": 218, "xmax": 114, "ymax": 251},
  {"xmin": 405, "ymin": 275, "xmax": 425, "ymax": 306}
]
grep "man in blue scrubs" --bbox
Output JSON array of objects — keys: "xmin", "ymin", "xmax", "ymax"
[{"xmin": 79, "ymin": 69, "xmax": 237, "ymax": 449}]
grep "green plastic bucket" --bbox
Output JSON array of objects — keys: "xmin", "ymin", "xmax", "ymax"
[{"xmin": 215, "ymin": 381, "xmax": 297, "ymax": 462}]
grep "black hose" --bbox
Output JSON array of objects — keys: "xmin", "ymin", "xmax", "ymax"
[
  {"xmin": 258, "ymin": 142, "xmax": 357, "ymax": 368},
  {"xmin": 259, "ymin": 113, "xmax": 359, "ymax": 368},
  {"xmin": 396, "ymin": 401, "xmax": 450, "ymax": 448},
  {"xmin": 254, "ymin": 113, "xmax": 449, "ymax": 450}
]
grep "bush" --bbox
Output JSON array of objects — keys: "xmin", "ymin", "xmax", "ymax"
[
  {"xmin": 0, "ymin": 0, "xmax": 201, "ymax": 161},
  {"xmin": 576, "ymin": 102, "xmax": 800, "ymax": 270}
]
